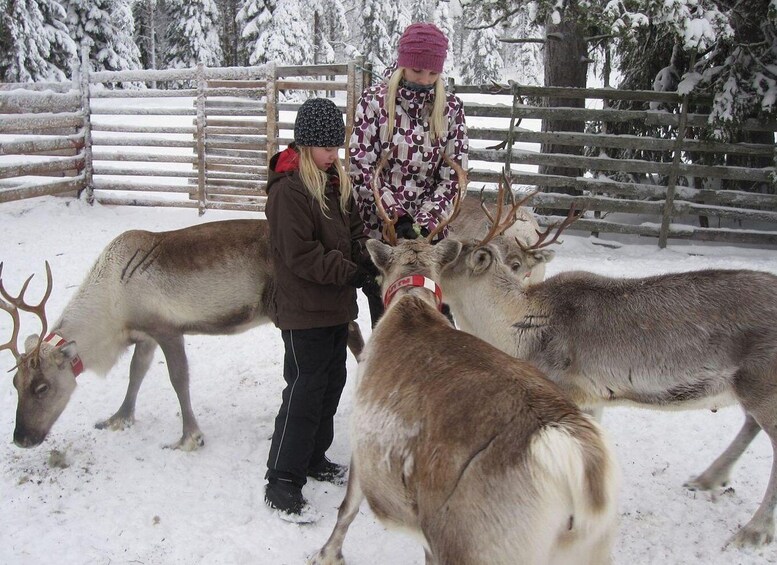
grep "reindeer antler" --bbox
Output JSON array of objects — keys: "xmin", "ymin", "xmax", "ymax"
[
  {"xmin": 0, "ymin": 261, "xmax": 53, "ymax": 370},
  {"xmin": 370, "ymin": 150, "xmax": 398, "ymax": 245},
  {"xmin": 521, "ymin": 205, "xmax": 584, "ymax": 250},
  {"xmin": 478, "ymin": 170, "xmax": 539, "ymax": 246},
  {"xmin": 425, "ymin": 153, "xmax": 468, "ymax": 243}
]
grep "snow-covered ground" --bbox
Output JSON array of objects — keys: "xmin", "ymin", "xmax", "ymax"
[{"xmin": 2, "ymin": 195, "xmax": 777, "ymax": 564}]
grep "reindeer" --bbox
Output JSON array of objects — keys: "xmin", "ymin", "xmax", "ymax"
[
  {"xmin": 309, "ymin": 156, "xmax": 620, "ymax": 565},
  {"xmin": 434, "ymin": 207, "xmax": 777, "ymax": 548},
  {"xmin": 450, "ymin": 178, "xmax": 553, "ymax": 286},
  {"xmin": 1, "ymin": 219, "xmax": 365, "ymax": 451}
]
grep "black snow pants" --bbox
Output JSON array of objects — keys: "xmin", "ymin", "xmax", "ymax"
[{"xmin": 266, "ymin": 323, "xmax": 349, "ymax": 487}]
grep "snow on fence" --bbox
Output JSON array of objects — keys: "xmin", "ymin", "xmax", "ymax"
[
  {"xmin": 1, "ymin": 60, "xmax": 776, "ymax": 246},
  {"xmin": 0, "ymin": 59, "xmax": 367, "ymax": 215}
]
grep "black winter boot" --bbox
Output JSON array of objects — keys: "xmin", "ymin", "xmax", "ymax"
[
  {"xmin": 307, "ymin": 457, "xmax": 348, "ymax": 486},
  {"xmin": 265, "ymin": 479, "xmax": 306, "ymax": 514}
]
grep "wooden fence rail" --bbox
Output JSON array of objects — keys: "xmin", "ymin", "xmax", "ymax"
[{"xmin": 1, "ymin": 60, "xmax": 776, "ymax": 246}]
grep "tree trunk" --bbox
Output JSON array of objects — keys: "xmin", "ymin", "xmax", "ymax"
[{"xmin": 537, "ymin": 16, "xmax": 589, "ymax": 213}]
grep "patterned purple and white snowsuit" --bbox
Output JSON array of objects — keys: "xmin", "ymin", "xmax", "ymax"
[{"xmin": 349, "ymin": 78, "xmax": 468, "ymax": 241}]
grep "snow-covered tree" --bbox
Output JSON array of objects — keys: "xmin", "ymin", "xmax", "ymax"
[
  {"xmin": 216, "ymin": 0, "xmax": 243, "ymax": 66},
  {"xmin": 236, "ymin": 0, "xmax": 274, "ymax": 64},
  {"xmin": 133, "ymin": 0, "xmax": 166, "ymax": 70},
  {"xmin": 0, "ymin": 0, "xmax": 77, "ymax": 81},
  {"xmin": 163, "ymin": 0, "xmax": 223, "ymax": 68},
  {"xmin": 432, "ymin": 0, "xmax": 456, "ymax": 75},
  {"xmin": 461, "ymin": 24, "xmax": 503, "ymax": 84},
  {"xmin": 361, "ymin": 0, "xmax": 401, "ymax": 73},
  {"xmin": 310, "ymin": 0, "xmax": 350, "ymax": 63},
  {"xmin": 240, "ymin": 0, "xmax": 312, "ymax": 65},
  {"xmin": 408, "ymin": 0, "xmax": 432, "ymax": 22},
  {"xmin": 65, "ymin": 0, "xmax": 142, "ymax": 74}
]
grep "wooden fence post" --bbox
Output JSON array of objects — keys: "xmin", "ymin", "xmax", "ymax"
[
  {"xmin": 265, "ymin": 62, "xmax": 278, "ymax": 175},
  {"xmin": 79, "ymin": 46, "xmax": 94, "ymax": 204},
  {"xmin": 346, "ymin": 57, "xmax": 362, "ymax": 143},
  {"xmin": 658, "ymin": 94, "xmax": 690, "ymax": 249},
  {"xmin": 195, "ymin": 62, "xmax": 206, "ymax": 215}
]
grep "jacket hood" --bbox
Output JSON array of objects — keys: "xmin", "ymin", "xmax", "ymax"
[{"xmin": 267, "ymin": 145, "xmax": 300, "ymax": 194}]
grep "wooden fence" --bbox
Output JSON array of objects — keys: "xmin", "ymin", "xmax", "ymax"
[{"xmin": 1, "ymin": 60, "xmax": 776, "ymax": 246}]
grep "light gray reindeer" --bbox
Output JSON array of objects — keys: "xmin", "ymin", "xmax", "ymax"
[
  {"xmin": 310, "ymin": 160, "xmax": 620, "ymax": 565},
  {"xmin": 1, "ymin": 219, "xmax": 364, "ymax": 450},
  {"xmin": 436, "ymin": 232, "xmax": 777, "ymax": 548},
  {"xmin": 450, "ymin": 183, "xmax": 554, "ymax": 286}
]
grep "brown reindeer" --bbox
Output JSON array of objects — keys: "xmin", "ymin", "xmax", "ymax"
[
  {"xmin": 435, "ymin": 233, "xmax": 777, "ymax": 548},
  {"xmin": 1, "ymin": 219, "xmax": 364, "ymax": 450},
  {"xmin": 309, "ymin": 157, "xmax": 620, "ymax": 565},
  {"xmin": 309, "ymin": 237, "xmax": 620, "ymax": 565}
]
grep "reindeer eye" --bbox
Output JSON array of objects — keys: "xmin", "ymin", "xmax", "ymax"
[
  {"xmin": 510, "ymin": 261, "xmax": 522, "ymax": 272},
  {"xmin": 33, "ymin": 381, "xmax": 49, "ymax": 397}
]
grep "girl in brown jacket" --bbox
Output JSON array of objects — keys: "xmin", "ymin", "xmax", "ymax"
[{"xmin": 264, "ymin": 98, "xmax": 375, "ymax": 520}]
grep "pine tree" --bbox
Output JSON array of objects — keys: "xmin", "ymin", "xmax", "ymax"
[
  {"xmin": 361, "ymin": 0, "xmax": 401, "ymax": 73},
  {"xmin": 240, "ymin": 0, "xmax": 312, "ymax": 65},
  {"xmin": 163, "ymin": 0, "xmax": 223, "ymax": 68},
  {"xmin": 236, "ymin": 0, "xmax": 274, "ymax": 65},
  {"xmin": 65, "ymin": 0, "xmax": 142, "ymax": 74},
  {"xmin": 216, "ymin": 0, "xmax": 243, "ymax": 66},
  {"xmin": 409, "ymin": 0, "xmax": 431, "ymax": 22},
  {"xmin": 309, "ymin": 0, "xmax": 349, "ymax": 63},
  {"xmin": 0, "ymin": 0, "xmax": 76, "ymax": 81},
  {"xmin": 432, "ymin": 0, "xmax": 456, "ymax": 75},
  {"xmin": 461, "ymin": 26, "xmax": 503, "ymax": 84},
  {"xmin": 133, "ymin": 0, "xmax": 163, "ymax": 70}
]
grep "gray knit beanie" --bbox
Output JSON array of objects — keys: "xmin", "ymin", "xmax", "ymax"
[{"xmin": 293, "ymin": 98, "xmax": 345, "ymax": 147}]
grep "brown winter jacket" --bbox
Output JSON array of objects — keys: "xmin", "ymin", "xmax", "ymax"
[{"xmin": 265, "ymin": 146, "xmax": 367, "ymax": 330}]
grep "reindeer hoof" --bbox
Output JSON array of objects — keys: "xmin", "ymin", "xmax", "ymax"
[
  {"xmin": 165, "ymin": 432, "xmax": 205, "ymax": 451},
  {"xmin": 95, "ymin": 415, "xmax": 135, "ymax": 431},
  {"xmin": 683, "ymin": 475, "xmax": 728, "ymax": 492},
  {"xmin": 307, "ymin": 549, "xmax": 345, "ymax": 565},
  {"xmin": 726, "ymin": 524, "xmax": 774, "ymax": 548}
]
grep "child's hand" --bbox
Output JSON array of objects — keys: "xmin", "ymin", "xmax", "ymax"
[{"xmin": 395, "ymin": 215, "xmax": 420, "ymax": 240}]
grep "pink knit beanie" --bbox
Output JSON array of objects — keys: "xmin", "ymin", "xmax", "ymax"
[{"xmin": 396, "ymin": 22, "xmax": 449, "ymax": 74}]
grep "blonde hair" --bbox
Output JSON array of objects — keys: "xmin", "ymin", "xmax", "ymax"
[
  {"xmin": 297, "ymin": 146, "xmax": 352, "ymax": 214},
  {"xmin": 383, "ymin": 67, "xmax": 447, "ymax": 144}
]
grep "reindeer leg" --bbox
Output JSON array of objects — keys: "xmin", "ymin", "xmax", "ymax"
[
  {"xmin": 346, "ymin": 321, "xmax": 364, "ymax": 360},
  {"xmin": 95, "ymin": 338, "xmax": 157, "ymax": 431},
  {"xmin": 726, "ymin": 405, "xmax": 777, "ymax": 547},
  {"xmin": 309, "ymin": 458, "xmax": 363, "ymax": 565},
  {"xmin": 727, "ymin": 434, "xmax": 777, "ymax": 547},
  {"xmin": 685, "ymin": 412, "xmax": 761, "ymax": 491},
  {"xmin": 156, "ymin": 334, "xmax": 204, "ymax": 451}
]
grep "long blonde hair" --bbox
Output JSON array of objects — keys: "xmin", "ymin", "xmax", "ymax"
[
  {"xmin": 298, "ymin": 146, "xmax": 352, "ymax": 214},
  {"xmin": 383, "ymin": 67, "xmax": 447, "ymax": 144}
]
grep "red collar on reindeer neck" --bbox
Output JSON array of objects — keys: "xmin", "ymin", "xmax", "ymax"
[
  {"xmin": 383, "ymin": 275, "xmax": 443, "ymax": 311},
  {"xmin": 44, "ymin": 333, "xmax": 84, "ymax": 377}
]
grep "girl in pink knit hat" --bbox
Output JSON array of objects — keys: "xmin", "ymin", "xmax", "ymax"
[{"xmin": 349, "ymin": 22, "xmax": 469, "ymax": 325}]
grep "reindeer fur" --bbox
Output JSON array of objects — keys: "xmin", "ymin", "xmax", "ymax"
[
  {"xmin": 440, "ymin": 240, "xmax": 777, "ymax": 547},
  {"xmin": 310, "ymin": 239, "xmax": 619, "ymax": 565}
]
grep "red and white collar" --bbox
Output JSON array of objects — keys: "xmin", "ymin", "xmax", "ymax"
[
  {"xmin": 44, "ymin": 333, "xmax": 84, "ymax": 377},
  {"xmin": 383, "ymin": 275, "xmax": 443, "ymax": 311}
]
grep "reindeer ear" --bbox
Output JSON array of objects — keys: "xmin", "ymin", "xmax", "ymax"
[
  {"xmin": 468, "ymin": 247, "xmax": 495, "ymax": 275},
  {"xmin": 532, "ymin": 249, "xmax": 555, "ymax": 264},
  {"xmin": 435, "ymin": 239, "xmax": 462, "ymax": 268},
  {"xmin": 366, "ymin": 239, "xmax": 392, "ymax": 271},
  {"xmin": 53, "ymin": 341, "xmax": 78, "ymax": 368},
  {"xmin": 24, "ymin": 334, "xmax": 39, "ymax": 353}
]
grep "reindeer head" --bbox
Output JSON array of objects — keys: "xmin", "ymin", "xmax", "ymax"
[
  {"xmin": 366, "ymin": 238, "xmax": 463, "ymax": 309},
  {"xmin": 367, "ymin": 148, "xmax": 465, "ymax": 310},
  {"xmin": 1, "ymin": 262, "xmax": 79, "ymax": 448},
  {"xmin": 470, "ymin": 174, "xmax": 581, "ymax": 287}
]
